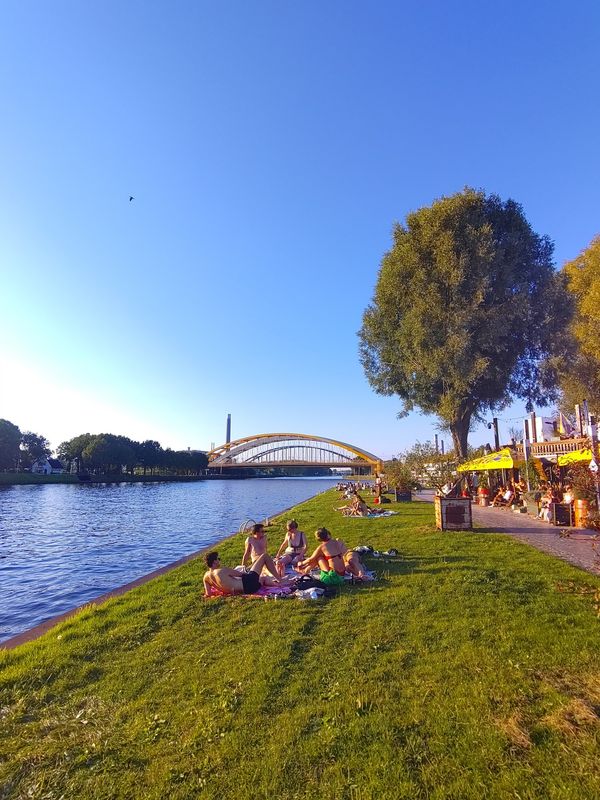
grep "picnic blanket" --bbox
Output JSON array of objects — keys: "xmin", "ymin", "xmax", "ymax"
[
  {"xmin": 347, "ymin": 510, "xmax": 398, "ymax": 518},
  {"xmin": 207, "ymin": 584, "xmax": 293, "ymax": 599}
]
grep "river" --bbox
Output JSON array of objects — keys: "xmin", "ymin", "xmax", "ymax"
[{"xmin": 0, "ymin": 477, "xmax": 339, "ymax": 643}]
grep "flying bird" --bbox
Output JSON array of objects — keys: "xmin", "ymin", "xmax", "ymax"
[{"xmin": 129, "ymin": 196, "xmax": 134, "ymax": 202}]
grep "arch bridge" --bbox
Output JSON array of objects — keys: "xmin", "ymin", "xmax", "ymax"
[{"xmin": 208, "ymin": 433, "xmax": 383, "ymax": 474}]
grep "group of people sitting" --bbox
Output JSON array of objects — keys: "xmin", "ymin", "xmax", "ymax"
[
  {"xmin": 489, "ymin": 478, "xmax": 575, "ymax": 523},
  {"xmin": 335, "ymin": 480, "xmax": 372, "ymax": 493},
  {"xmin": 537, "ymin": 482, "xmax": 574, "ymax": 523},
  {"xmin": 203, "ymin": 520, "xmax": 368, "ymax": 597},
  {"xmin": 490, "ymin": 479, "xmax": 524, "ymax": 507}
]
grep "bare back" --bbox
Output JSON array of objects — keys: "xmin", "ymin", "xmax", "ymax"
[
  {"xmin": 204, "ymin": 567, "xmax": 244, "ymax": 595},
  {"xmin": 320, "ymin": 539, "xmax": 347, "ymax": 574}
]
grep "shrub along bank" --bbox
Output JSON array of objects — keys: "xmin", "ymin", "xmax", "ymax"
[{"xmin": 1, "ymin": 491, "xmax": 600, "ymax": 799}]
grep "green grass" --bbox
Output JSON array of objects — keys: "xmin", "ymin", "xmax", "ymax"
[
  {"xmin": 1, "ymin": 492, "xmax": 600, "ymax": 799},
  {"xmin": 0, "ymin": 473, "xmax": 80, "ymax": 485}
]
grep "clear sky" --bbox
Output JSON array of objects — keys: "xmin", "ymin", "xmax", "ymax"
[{"xmin": 1, "ymin": 1, "xmax": 599, "ymax": 460}]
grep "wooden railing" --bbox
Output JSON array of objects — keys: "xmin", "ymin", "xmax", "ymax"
[{"xmin": 514, "ymin": 437, "xmax": 589, "ymax": 458}]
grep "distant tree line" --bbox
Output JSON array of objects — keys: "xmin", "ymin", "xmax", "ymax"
[
  {"xmin": 0, "ymin": 420, "xmax": 208, "ymax": 476},
  {"xmin": 0, "ymin": 419, "xmax": 52, "ymax": 471},
  {"xmin": 57, "ymin": 433, "xmax": 208, "ymax": 476}
]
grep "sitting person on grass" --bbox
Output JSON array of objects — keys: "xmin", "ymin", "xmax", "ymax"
[
  {"xmin": 242, "ymin": 523, "xmax": 280, "ymax": 577},
  {"xmin": 339, "ymin": 492, "xmax": 383, "ymax": 517},
  {"xmin": 203, "ymin": 551, "xmax": 284, "ymax": 597},
  {"xmin": 296, "ymin": 528, "xmax": 367, "ymax": 583},
  {"xmin": 275, "ymin": 519, "xmax": 307, "ymax": 576}
]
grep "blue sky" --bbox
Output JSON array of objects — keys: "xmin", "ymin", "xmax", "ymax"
[{"xmin": 1, "ymin": 1, "xmax": 599, "ymax": 460}]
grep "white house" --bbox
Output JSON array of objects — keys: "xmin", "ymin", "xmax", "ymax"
[{"xmin": 31, "ymin": 458, "xmax": 65, "ymax": 475}]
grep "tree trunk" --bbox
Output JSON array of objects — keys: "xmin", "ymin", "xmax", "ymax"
[{"xmin": 450, "ymin": 413, "xmax": 471, "ymax": 459}]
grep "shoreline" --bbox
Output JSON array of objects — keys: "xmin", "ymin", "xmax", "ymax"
[
  {"xmin": 0, "ymin": 472, "xmax": 339, "ymax": 487},
  {"xmin": 0, "ymin": 473, "xmax": 232, "ymax": 487},
  {"xmin": 0, "ymin": 485, "xmax": 334, "ymax": 651}
]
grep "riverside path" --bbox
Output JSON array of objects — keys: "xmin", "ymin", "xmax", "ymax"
[{"xmin": 416, "ymin": 491, "xmax": 599, "ymax": 576}]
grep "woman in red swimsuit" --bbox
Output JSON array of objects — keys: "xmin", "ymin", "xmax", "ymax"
[{"xmin": 297, "ymin": 528, "xmax": 366, "ymax": 579}]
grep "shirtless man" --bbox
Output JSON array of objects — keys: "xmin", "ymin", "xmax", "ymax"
[
  {"xmin": 203, "ymin": 551, "xmax": 283, "ymax": 597},
  {"xmin": 241, "ymin": 523, "xmax": 280, "ymax": 576},
  {"xmin": 297, "ymin": 528, "xmax": 366, "ymax": 580}
]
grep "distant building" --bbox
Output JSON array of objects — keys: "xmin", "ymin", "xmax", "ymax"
[{"xmin": 31, "ymin": 458, "xmax": 65, "ymax": 475}]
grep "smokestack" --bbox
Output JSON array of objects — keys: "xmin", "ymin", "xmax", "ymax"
[{"xmin": 226, "ymin": 413, "xmax": 231, "ymax": 446}]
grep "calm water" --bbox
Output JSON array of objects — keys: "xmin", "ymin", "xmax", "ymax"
[{"xmin": 0, "ymin": 477, "xmax": 338, "ymax": 642}]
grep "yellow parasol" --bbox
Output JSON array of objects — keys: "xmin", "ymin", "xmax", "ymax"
[
  {"xmin": 458, "ymin": 447, "xmax": 515, "ymax": 472},
  {"xmin": 557, "ymin": 448, "xmax": 594, "ymax": 467}
]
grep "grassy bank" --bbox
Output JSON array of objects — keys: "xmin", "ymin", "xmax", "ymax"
[
  {"xmin": 0, "ymin": 472, "xmax": 80, "ymax": 485},
  {"xmin": 1, "ymin": 492, "xmax": 600, "ymax": 799}
]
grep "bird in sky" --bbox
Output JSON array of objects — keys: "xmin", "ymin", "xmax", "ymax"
[{"xmin": 129, "ymin": 196, "xmax": 134, "ymax": 202}]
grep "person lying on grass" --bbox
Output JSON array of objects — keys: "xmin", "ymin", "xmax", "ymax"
[
  {"xmin": 337, "ymin": 492, "xmax": 386, "ymax": 517},
  {"xmin": 203, "ymin": 551, "xmax": 286, "ymax": 597},
  {"xmin": 242, "ymin": 523, "xmax": 280, "ymax": 577},
  {"xmin": 275, "ymin": 519, "xmax": 307, "ymax": 576},
  {"xmin": 296, "ymin": 528, "xmax": 367, "ymax": 583}
]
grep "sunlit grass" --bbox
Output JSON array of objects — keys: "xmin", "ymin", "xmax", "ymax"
[{"xmin": 1, "ymin": 491, "xmax": 599, "ymax": 799}]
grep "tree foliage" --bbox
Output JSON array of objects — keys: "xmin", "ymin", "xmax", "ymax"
[
  {"xmin": 56, "ymin": 433, "xmax": 208, "ymax": 475},
  {"xmin": 359, "ymin": 188, "xmax": 571, "ymax": 457},
  {"xmin": 0, "ymin": 419, "xmax": 22, "ymax": 470},
  {"xmin": 398, "ymin": 441, "xmax": 458, "ymax": 492},
  {"xmin": 19, "ymin": 431, "xmax": 52, "ymax": 469},
  {"xmin": 383, "ymin": 460, "xmax": 413, "ymax": 491},
  {"xmin": 556, "ymin": 235, "xmax": 600, "ymax": 412}
]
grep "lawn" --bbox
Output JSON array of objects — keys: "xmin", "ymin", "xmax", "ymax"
[{"xmin": 1, "ymin": 491, "xmax": 599, "ymax": 799}]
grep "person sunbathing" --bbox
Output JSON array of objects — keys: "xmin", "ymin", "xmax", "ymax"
[
  {"xmin": 203, "ymin": 551, "xmax": 284, "ymax": 597},
  {"xmin": 337, "ymin": 493, "xmax": 374, "ymax": 516},
  {"xmin": 275, "ymin": 519, "xmax": 307, "ymax": 576},
  {"xmin": 296, "ymin": 528, "xmax": 366, "ymax": 581},
  {"xmin": 242, "ymin": 523, "xmax": 280, "ymax": 577}
]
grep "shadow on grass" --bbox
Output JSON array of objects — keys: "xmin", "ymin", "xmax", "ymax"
[{"xmin": 474, "ymin": 525, "xmax": 561, "ymax": 537}]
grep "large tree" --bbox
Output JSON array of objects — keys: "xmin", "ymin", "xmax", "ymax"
[
  {"xmin": 20, "ymin": 431, "xmax": 52, "ymax": 469},
  {"xmin": 0, "ymin": 419, "xmax": 21, "ymax": 470},
  {"xmin": 556, "ymin": 235, "xmax": 600, "ymax": 413},
  {"xmin": 82, "ymin": 434, "xmax": 137, "ymax": 474},
  {"xmin": 359, "ymin": 188, "xmax": 570, "ymax": 457}
]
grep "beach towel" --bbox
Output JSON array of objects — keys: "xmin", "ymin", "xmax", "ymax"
[
  {"xmin": 206, "ymin": 585, "xmax": 293, "ymax": 599},
  {"xmin": 348, "ymin": 510, "xmax": 398, "ymax": 518}
]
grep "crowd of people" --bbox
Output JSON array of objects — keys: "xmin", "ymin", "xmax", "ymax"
[
  {"xmin": 479, "ymin": 477, "xmax": 576, "ymax": 523},
  {"xmin": 203, "ymin": 520, "xmax": 369, "ymax": 597}
]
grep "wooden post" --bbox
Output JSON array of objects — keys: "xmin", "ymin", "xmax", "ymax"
[
  {"xmin": 523, "ymin": 419, "xmax": 531, "ymax": 492},
  {"xmin": 589, "ymin": 414, "xmax": 600, "ymax": 512},
  {"xmin": 493, "ymin": 418, "xmax": 500, "ymax": 451}
]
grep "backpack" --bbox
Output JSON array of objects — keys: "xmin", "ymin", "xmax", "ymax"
[{"xmin": 292, "ymin": 575, "xmax": 338, "ymax": 598}]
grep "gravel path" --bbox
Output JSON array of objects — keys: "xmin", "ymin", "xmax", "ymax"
[{"xmin": 471, "ymin": 504, "xmax": 600, "ymax": 575}]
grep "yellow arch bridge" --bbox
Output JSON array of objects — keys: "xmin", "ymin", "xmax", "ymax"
[{"xmin": 208, "ymin": 433, "xmax": 383, "ymax": 475}]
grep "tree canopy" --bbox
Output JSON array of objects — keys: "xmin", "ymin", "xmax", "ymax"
[
  {"xmin": 359, "ymin": 188, "xmax": 570, "ymax": 457},
  {"xmin": 0, "ymin": 419, "xmax": 21, "ymax": 470},
  {"xmin": 19, "ymin": 431, "xmax": 52, "ymax": 469},
  {"xmin": 556, "ymin": 235, "xmax": 600, "ymax": 412},
  {"xmin": 57, "ymin": 433, "xmax": 208, "ymax": 475}
]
